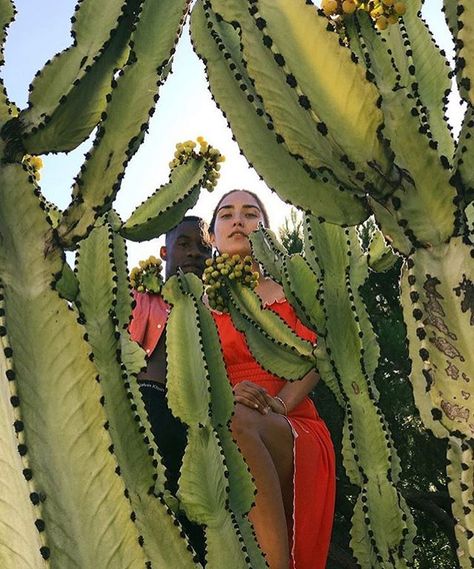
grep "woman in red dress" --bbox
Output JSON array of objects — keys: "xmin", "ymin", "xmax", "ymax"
[{"xmin": 208, "ymin": 190, "xmax": 335, "ymax": 569}]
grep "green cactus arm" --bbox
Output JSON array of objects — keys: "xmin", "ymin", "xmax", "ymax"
[
  {"xmin": 203, "ymin": 0, "xmax": 390, "ymax": 195},
  {"xmin": 53, "ymin": 260, "xmax": 79, "ymax": 302},
  {"xmin": 0, "ymin": 315, "xmax": 48, "ymax": 569},
  {"xmin": 452, "ymin": 1, "xmax": 473, "ymax": 105},
  {"xmin": 108, "ymin": 210, "xmax": 135, "ymax": 329},
  {"xmin": 454, "ymin": 103, "xmax": 474, "ymax": 209},
  {"xmin": 16, "ymin": 0, "xmax": 129, "ymax": 136},
  {"xmin": 400, "ymin": 238, "xmax": 474, "ymax": 441},
  {"xmin": 446, "ymin": 437, "xmax": 474, "ymax": 569},
  {"xmin": 180, "ymin": 274, "xmax": 235, "ymax": 428},
  {"xmin": 0, "ymin": 164, "xmax": 148, "ymax": 567},
  {"xmin": 179, "ymin": 427, "xmax": 252, "ymax": 569},
  {"xmin": 378, "ymin": 87, "xmax": 456, "ymax": 246},
  {"xmin": 75, "ymin": 222, "xmax": 199, "ymax": 567},
  {"xmin": 242, "ymin": 0, "xmax": 393, "ymax": 193},
  {"xmin": 161, "ymin": 277, "xmax": 212, "ymax": 426},
  {"xmin": 367, "ymin": 228, "xmax": 399, "ymax": 273},
  {"xmin": 397, "ymin": 2, "xmax": 454, "ymax": 159},
  {"xmin": 190, "ymin": 1, "xmax": 369, "ymax": 225},
  {"xmin": 225, "ymin": 282, "xmax": 316, "ymax": 380},
  {"xmin": 21, "ymin": 5, "xmax": 135, "ymax": 155},
  {"xmin": 304, "ymin": 217, "xmax": 416, "ymax": 566},
  {"xmin": 121, "ymin": 158, "xmax": 205, "ymax": 242},
  {"xmin": 0, "ymin": 0, "xmax": 16, "ymax": 126},
  {"xmin": 248, "ymin": 227, "xmax": 285, "ymax": 284},
  {"xmin": 56, "ymin": 0, "xmax": 190, "ymax": 248},
  {"xmin": 281, "ymin": 255, "xmax": 326, "ymax": 336}
]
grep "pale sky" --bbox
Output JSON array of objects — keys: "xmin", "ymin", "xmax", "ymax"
[{"xmin": 2, "ymin": 0, "xmax": 461, "ymax": 267}]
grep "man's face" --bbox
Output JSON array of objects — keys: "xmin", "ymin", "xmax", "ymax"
[{"xmin": 164, "ymin": 220, "xmax": 212, "ymax": 279}]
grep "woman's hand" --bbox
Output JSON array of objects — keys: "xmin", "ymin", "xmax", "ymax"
[{"xmin": 233, "ymin": 381, "xmax": 273, "ymax": 415}]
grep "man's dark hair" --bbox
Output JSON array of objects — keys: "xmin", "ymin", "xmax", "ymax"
[{"xmin": 165, "ymin": 216, "xmax": 211, "ymax": 247}]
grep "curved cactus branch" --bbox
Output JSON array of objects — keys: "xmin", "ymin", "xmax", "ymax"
[
  {"xmin": 15, "ymin": 0, "xmax": 130, "ymax": 136},
  {"xmin": 120, "ymin": 156, "xmax": 206, "ymax": 242},
  {"xmin": 20, "ymin": 2, "xmax": 139, "ymax": 155},
  {"xmin": 226, "ymin": 282, "xmax": 317, "ymax": 380},
  {"xmin": 0, "ymin": 163, "xmax": 149, "ymax": 567},
  {"xmin": 445, "ymin": 0, "xmax": 473, "ymax": 106},
  {"xmin": 57, "ymin": 0, "xmax": 191, "ymax": 249},
  {"xmin": 190, "ymin": 0, "xmax": 370, "ymax": 225},
  {"xmin": 400, "ymin": 237, "xmax": 474, "ymax": 568},
  {"xmin": 162, "ymin": 274, "xmax": 267, "ymax": 568},
  {"xmin": 303, "ymin": 216, "xmax": 416, "ymax": 568},
  {"xmin": 75, "ymin": 219, "xmax": 200, "ymax": 567}
]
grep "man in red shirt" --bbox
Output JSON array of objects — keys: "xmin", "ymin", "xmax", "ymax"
[{"xmin": 129, "ymin": 216, "xmax": 211, "ymax": 560}]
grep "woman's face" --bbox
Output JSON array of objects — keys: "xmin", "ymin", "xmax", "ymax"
[{"xmin": 211, "ymin": 191, "xmax": 265, "ymax": 257}]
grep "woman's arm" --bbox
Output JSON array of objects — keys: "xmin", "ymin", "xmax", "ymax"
[{"xmin": 270, "ymin": 369, "xmax": 320, "ymax": 415}]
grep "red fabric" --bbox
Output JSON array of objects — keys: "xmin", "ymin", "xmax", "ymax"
[
  {"xmin": 212, "ymin": 300, "xmax": 335, "ymax": 569},
  {"xmin": 129, "ymin": 291, "xmax": 169, "ymax": 355}
]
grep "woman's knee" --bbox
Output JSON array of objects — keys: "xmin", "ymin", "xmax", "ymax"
[{"xmin": 231, "ymin": 403, "xmax": 262, "ymax": 440}]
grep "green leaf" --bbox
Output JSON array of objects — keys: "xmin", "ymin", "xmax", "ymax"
[
  {"xmin": 121, "ymin": 158, "xmax": 205, "ymax": 241},
  {"xmin": 190, "ymin": 1, "xmax": 369, "ymax": 225}
]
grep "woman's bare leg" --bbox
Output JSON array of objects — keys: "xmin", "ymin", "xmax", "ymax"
[{"xmin": 231, "ymin": 403, "xmax": 294, "ymax": 569}]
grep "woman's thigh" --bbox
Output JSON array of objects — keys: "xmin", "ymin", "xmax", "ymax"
[{"xmin": 232, "ymin": 404, "xmax": 294, "ymax": 507}]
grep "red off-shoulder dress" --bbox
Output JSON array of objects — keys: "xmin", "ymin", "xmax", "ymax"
[{"xmin": 212, "ymin": 299, "xmax": 335, "ymax": 569}]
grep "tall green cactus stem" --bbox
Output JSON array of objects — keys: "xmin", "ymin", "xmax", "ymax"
[
  {"xmin": 74, "ymin": 219, "xmax": 200, "ymax": 567},
  {"xmin": 249, "ymin": 220, "xmax": 415, "ymax": 568},
  {"xmin": 304, "ymin": 217, "xmax": 416, "ymax": 568},
  {"xmin": 0, "ymin": 286, "xmax": 48, "ymax": 569},
  {"xmin": 57, "ymin": 0, "xmax": 191, "ymax": 248},
  {"xmin": 162, "ymin": 274, "xmax": 268, "ymax": 569},
  {"xmin": 0, "ymin": 163, "xmax": 149, "ymax": 568},
  {"xmin": 400, "ymin": 237, "xmax": 474, "ymax": 563}
]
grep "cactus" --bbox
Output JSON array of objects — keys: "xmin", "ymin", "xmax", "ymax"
[
  {"xmin": 0, "ymin": 0, "xmax": 261, "ymax": 566},
  {"xmin": 191, "ymin": 1, "xmax": 474, "ymax": 566},
  {"xmin": 243, "ymin": 220, "xmax": 415, "ymax": 568}
]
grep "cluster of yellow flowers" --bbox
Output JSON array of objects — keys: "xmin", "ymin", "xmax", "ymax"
[
  {"xmin": 168, "ymin": 137, "xmax": 225, "ymax": 192},
  {"xmin": 203, "ymin": 254, "xmax": 259, "ymax": 313},
  {"xmin": 22, "ymin": 154, "xmax": 44, "ymax": 181},
  {"xmin": 321, "ymin": 0, "xmax": 406, "ymax": 29},
  {"xmin": 130, "ymin": 256, "xmax": 163, "ymax": 294}
]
